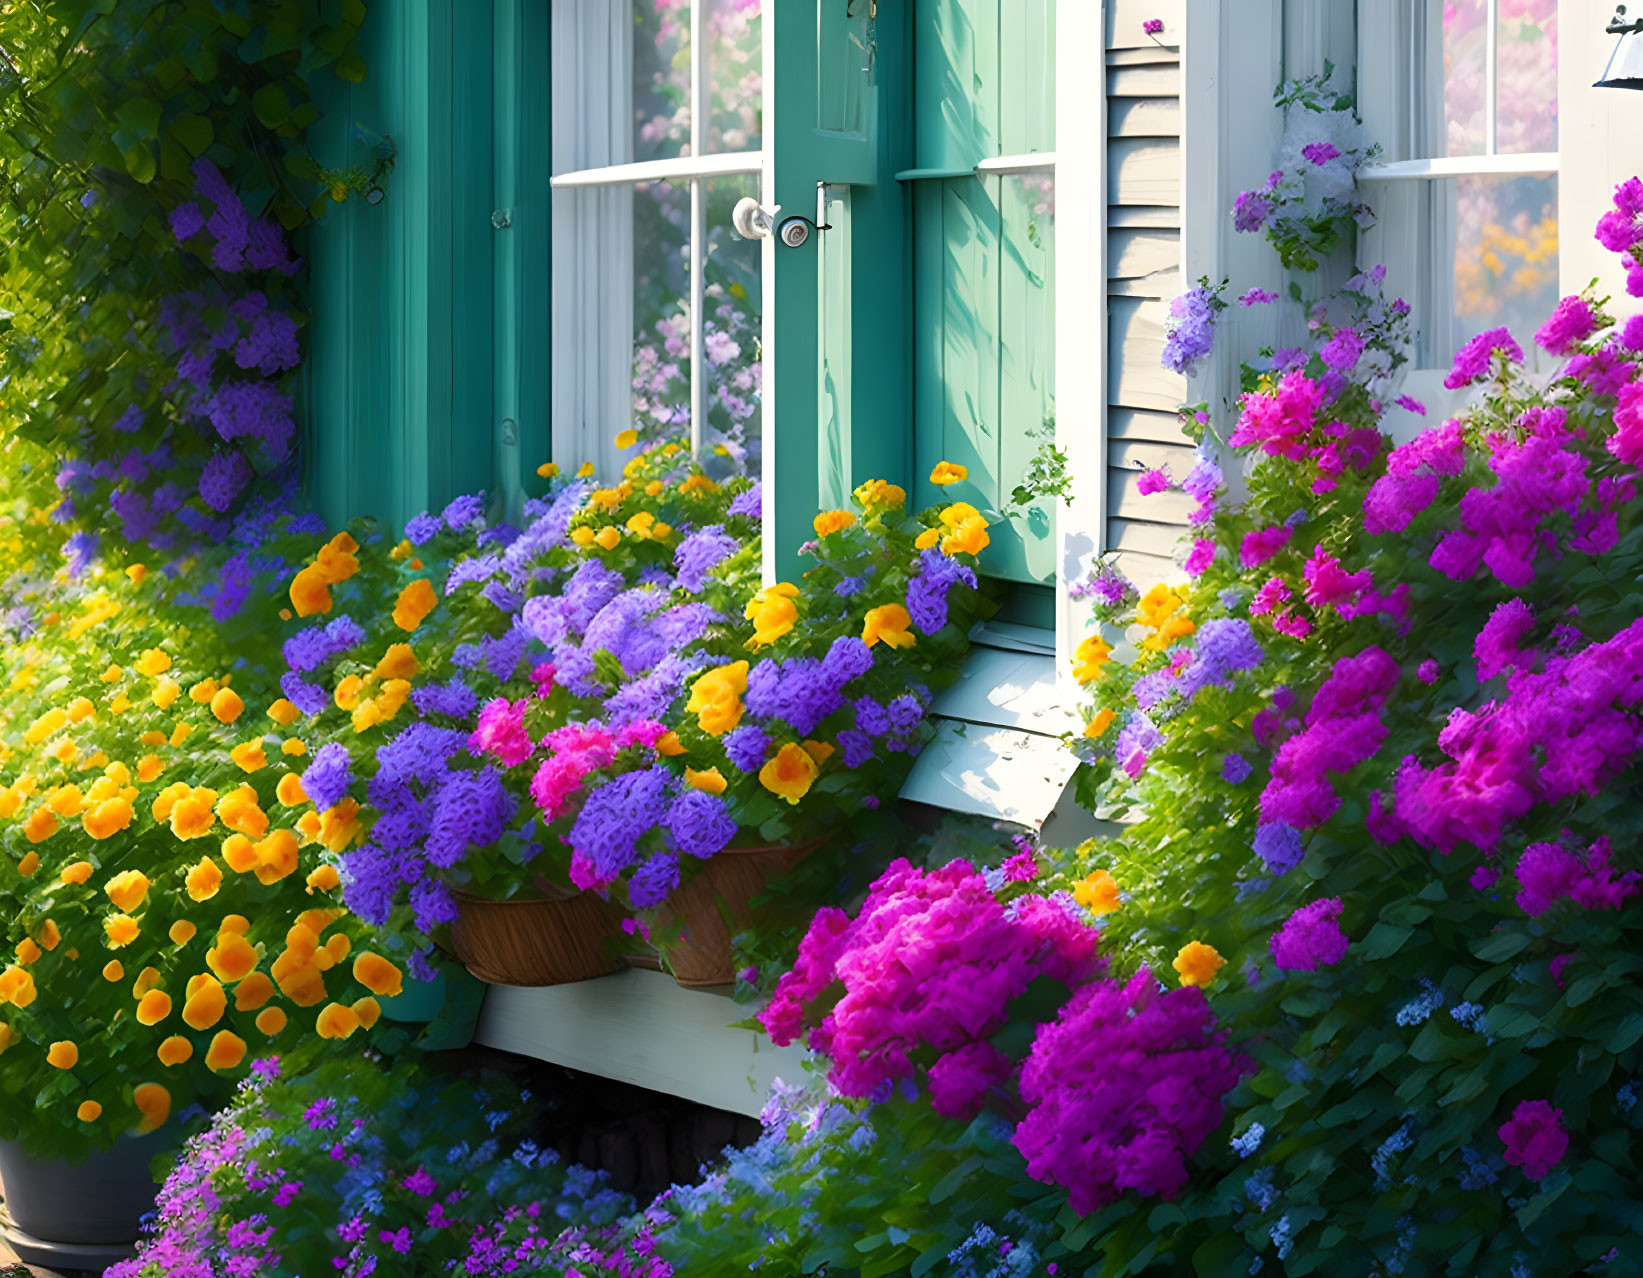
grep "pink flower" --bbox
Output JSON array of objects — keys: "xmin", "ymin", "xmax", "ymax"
[
  {"xmin": 1240, "ymin": 525, "xmax": 1293, "ymax": 569},
  {"xmin": 1416, "ymin": 658, "xmax": 1440, "ymax": 684},
  {"xmin": 1250, "ymin": 577, "xmax": 1292, "ymax": 616},
  {"xmin": 1269, "ymin": 897, "xmax": 1349, "ymax": 971},
  {"xmin": 1534, "ymin": 294, "xmax": 1599, "ymax": 355},
  {"xmin": 1142, "ymin": 17, "xmax": 1164, "ymax": 34},
  {"xmin": 469, "ymin": 697, "xmax": 535, "ymax": 768},
  {"xmin": 1443, "ymin": 327, "xmax": 1523, "ymax": 389},
  {"xmin": 1498, "ymin": 1100, "xmax": 1568, "ymax": 1181},
  {"xmin": 1301, "ymin": 546, "xmax": 1371, "ymax": 613},
  {"xmin": 1474, "ymin": 598, "xmax": 1536, "ymax": 682},
  {"xmin": 928, "ymin": 1042, "xmax": 1013, "ymax": 1120},
  {"xmin": 1184, "ymin": 537, "xmax": 1216, "ymax": 577},
  {"xmin": 1610, "ymin": 381, "xmax": 1643, "ymax": 467},
  {"xmin": 1001, "ymin": 849, "xmax": 1039, "ymax": 881},
  {"xmin": 1515, "ymin": 836, "xmax": 1641, "ymax": 916},
  {"xmin": 402, "ymin": 1165, "xmax": 438, "ymax": 1197},
  {"xmin": 1137, "ymin": 466, "xmax": 1172, "ymax": 496},
  {"xmin": 1230, "ymin": 372, "xmax": 1325, "ymax": 460}
]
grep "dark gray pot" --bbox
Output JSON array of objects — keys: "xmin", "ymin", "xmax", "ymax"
[{"xmin": 0, "ymin": 1130, "xmax": 172, "ymax": 1244}]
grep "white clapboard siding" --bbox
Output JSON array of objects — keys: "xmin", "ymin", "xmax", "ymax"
[
  {"xmin": 1103, "ymin": 27, "xmax": 1187, "ymax": 588},
  {"xmin": 1108, "ymin": 138, "xmax": 1179, "ymax": 206},
  {"xmin": 1108, "ymin": 96, "xmax": 1181, "ymax": 138},
  {"xmin": 1108, "ymin": 205, "xmax": 1181, "ymax": 230},
  {"xmin": 1108, "ymin": 297, "xmax": 1184, "ymax": 411},
  {"xmin": 1105, "ymin": 0, "xmax": 1185, "ymax": 49},
  {"xmin": 1107, "ymin": 64, "xmax": 1180, "ymax": 99},
  {"xmin": 1108, "ymin": 406, "xmax": 1193, "ymax": 445}
]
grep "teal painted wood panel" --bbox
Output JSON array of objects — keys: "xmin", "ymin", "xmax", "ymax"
[
  {"xmin": 300, "ymin": 0, "xmax": 505, "ymax": 535},
  {"xmin": 915, "ymin": 0, "xmax": 996, "ymax": 170}
]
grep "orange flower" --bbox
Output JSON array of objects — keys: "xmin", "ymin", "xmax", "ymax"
[
  {"xmin": 230, "ymin": 740, "xmax": 268, "ymax": 773},
  {"xmin": 151, "ymin": 676, "xmax": 181, "ymax": 710},
  {"xmin": 1173, "ymin": 941, "xmax": 1225, "ymax": 988},
  {"xmin": 132, "ymin": 966, "xmax": 162, "ymax": 997},
  {"xmin": 136, "ymin": 990, "xmax": 172, "ymax": 1026},
  {"xmin": 219, "ymin": 914, "xmax": 251, "ymax": 935},
  {"xmin": 104, "ymin": 914, "xmax": 140, "ymax": 949},
  {"xmin": 929, "ymin": 461, "xmax": 968, "ymax": 485},
  {"xmin": 136, "ymin": 754, "xmax": 163, "ymax": 783},
  {"xmin": 289, "ymin": 564, "xmax": 334, "ymax": 618},
  {"xmin": 802, "ymin": 740, "xmax": 836, "ymax": 766},
  {"xmin": 133, "ymin": 1082, "xmax": 170, "ymax": 1132},
  {"xmin": 36, "ymin": 919, "xmax": 59, "ymax": 951},
  {"xmin": 169, "ymin": 920, "xmax": 197, "ymax": 946},
  {"xmin": 317, "ymin": 801, "xmax": 362, "ymax": 855},
  {"xmin": 221, "ymin": 834, "xmax": 259, "ymax": 874},
  {"xmin": 206, "ymin": 933, "xmax": 259, "ymax": 984},
  {"xmin": 49, "ymin": 784, "xmax": 85, "ymax": 818},
  {"xmin": 655, "ymin": 731, "xmax": 686, "ymax": 757},
  {"xmin": 374, "ymin": 643, "xmax": 419, "ymax": 681},
  {"xmin": 325, "ymin": 933, "xmax": 352, "ymax": 964},
  {"xmin": 268, "ymin": 699, "xmax": 301, "ymax": 727},
  {"xmin": 1073, "ymin": 870, "xmax": 1121, "ymax": 915},
  {"xmin": 150, "ymin": 781, "xmax": 190, "ymax": 822},
  {"xmin": 234, "ymin": 971, "xmax": 276, "ymax": 1012},
  {"xmin": 853, "ymin": 479, "xmax": 907, "ymax": 510},
  {"xmin": 333, "ymin": 674, "xmax": 364, "ymax": 711},
  {"xmin": 76, "ymin": 1100, "xmax": 102, "ymax": 1122},
  {"xmin": 13, "ymin": 939, "xmax": 38, "ymax": 966},
  {"xmin": 22, "ymin": 806, "xmax": 59, "ymax": 844},
  {"xmin": 181, "ymin": 976, "xmax": 227, "ymax": 1030},
  {"xmin": 759, "ymin": 743, "xmax": 819, "ymax": 806},
  {"xmin": 169, "ymin": 790, "xmax": 219, "ymax": 841},
  {"xmin": 217, "ymin": 787, "xmax": 269, "ymax": 839},
  {"xmin": 316, "ymin": 1002, "xmax": 361, "ymax": 1039},
  {"xmin": 0, "ymin": 966, "xmax": 35, "ymax": 1007},
  {"xmin": 1084, "ymin": 708, "xmax": 1117, "ymax": 739},
  {"xmin": 204, "ymin": 1030, "xmax": 247, "ymax": 1072},
  {"xmin": 275, "ymin": 773, "xmax": 309, "ymax": 807},
  {"xmin": 684, "ymin": 766, "xmax": 728, "ymax": 795},
  {"xmin": 306, "ymin": 864, "xmax": 341, "ymax": 893},
  {"xmin": 255, "ymin": 1006, "xmax": 287, "ymax": 1036},
  {"xmin": 156, "ymin": 1037, "xmax": 192, "ymax": 1066},
  {"xmin": 392, "ymin": 579, "xmax": 438, "ymax": 632},
  {"xmin": 862, "ymin": 604, "xmax": 916, "ymax": 649},
  {"xmin": 46, "ymin": 1040, "xmax": 77, "ymax": 1069},
  {"xmin": 16, "ymin": 852, "xmax": 38, "ymax": 877},
  {"xmin": 209, "ymin": 688, "xmax": 244, "ymax": 724},
  {"xmin": 254, "ymin": 830, "xmax": 302, "ymax": 884},
  {"xmin": 940, "ymin": 512, "xmax": 991, "ymax": 557},
  {"xmin": 352, "ymin": 952, "xmax": 404, "ymax": 998},
  {"xmin": 105, "ymin": 870, "xmax": 150, "ymax": 912},
  {"xmin": 353, "ymin": 996, "xmax": 382, "ymax": 1029},
  {"xmin": 102, "ymin": 960, "xmax": 123, "ymax": 982},
  {"xmin": 812, "ymin": 510, "xmax": 857, "ymax": 538}
]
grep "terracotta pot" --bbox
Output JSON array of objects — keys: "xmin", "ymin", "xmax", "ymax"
[
  {"xmin": 0, "ymin": 1130, "xmax": 173, "ymax": 1245},
  {"xmin": 653, "ymin": 839, "xmax": 823, "ymax": 988},
  {"xmin": 450, "ymin": 887, "xmax": 628, "ymax": 986}
]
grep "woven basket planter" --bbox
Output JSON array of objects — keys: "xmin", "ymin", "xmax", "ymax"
[
  {"xmin": 653, "ymin": 840, "xmax": 823, "ymax": 988},
  {"xmin": 450, "ymin": 886, "xmax": 628, "ymax": 986}
]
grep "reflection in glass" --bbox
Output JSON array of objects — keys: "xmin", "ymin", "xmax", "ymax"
[
  {"xmin": 1493, "ymin": 0, "xmax": 1557, "ymax": 155},
  {"xmin": 705, "ymin": 0, "xmax": 762, "ymax": 154},
  {"xmin": 634, "ymin": 0, "xmax": 692, "ymax": 163},
  {"xmin": 701, "ymin": 174, "xmax": 763, "ymax": 472},
  {"xmin": 1447, "ymin": 174, "xmax": 1558, "ymax": 361},
  {"xmin": 631, "ymin": 180, "xmax": 693, "ymax": 441}
]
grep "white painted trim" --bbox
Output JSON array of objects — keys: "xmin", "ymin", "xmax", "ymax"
[
  {"xmin": 1358, "ymin": 152, "xmax": 1560, "ymax": 181},
  {"xmin": 474, "ymin": 968, "xmax": 806, "ymax": 1118},
  {"xmin": 975, "ymin": 152, "xmax": 1057, "ymax": 175},
  {"xmin": 1053, "ymin": 0, "xmax": 1106, "ymax": 690},
  {"xmin": 551, "ymin": 150, "xmax": 765, "ymax": 188},
  {"xmin": 1485, "ymin": 0, "xmax": 1499, "ymax": 155}
]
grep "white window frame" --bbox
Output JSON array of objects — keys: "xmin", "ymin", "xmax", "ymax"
[
  {"xmin": 548, "ymin": 0, "xmax": 764, "ymax": 482},
  {"xmin": 1357, "ymin": 0, "xmax": 1561, "ymax": 437}
]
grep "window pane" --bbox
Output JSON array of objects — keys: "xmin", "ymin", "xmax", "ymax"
[
  {"xmin": 1495, "ymin": 0, "xmax": 1557, "ymax": 154},
  {"xmin": 705, "ymin": 0, "xmax": 763, "ymax": 154},
  {"xmin": 631, "ymin": 180, "xmax": 693, "ymax": 444},
  {"xmin": 1446, "ymin": 173, "xmax": 1558, "ymax": 363},
  {"xmin": 702, "ymin": 175, "xmax": 762, "ymax": 474},
  {"xmin": 635, "ymin": 0, "xmax": 692, "ymax": 163},
  {"xmin": 1440, "ymin": 0, "xmax": 1489, "ymax": 157}
]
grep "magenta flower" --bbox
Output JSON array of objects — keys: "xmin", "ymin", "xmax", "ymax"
[
  {"xmin": 1137, "ymin": 466, "xmax": 1172, "ymax": 496},
  {"xmin": 1534, "ymin": 294, "xmax": 1600, "ymax": 355},
  {"xmin": 1239, "ymin": 287, "xmax": 1278, "ymax": 307},
  {"xmin": 1473, "ymin": 599, "xmax": 1536, "ymax": 682},
  {"xmin": 1269, "ymin": 897, "xmax": 1350, "ymax": 971},
  {"xmin": 469, "ymin": 696, "xmax": 535, "ymax": 767},
  {"xmin": 1142, "ymin": 17, "xmax": 1164, "ymax": 35},
  {"xmin": 1184, "ymin": 537, "xmax": 1216, "ymax": 577},
  {"xmin": 1610, "ymin": 382, "xmax": 1643, "ymax": 467},
  {"xmin": 1443, "ymin": 326, "xmax": 1524, "ymax": 390},
  {"xmin": 1240, "ymin": 525, "xmax": 1293, "ymax": 569},
  {"xmin": 1302, "ymin": 141, "xmax": 1342, "ymax": 166},
  {"xmin": 1498, "ymin": 1100, "xmax": 1568, "ymax": 1181}
]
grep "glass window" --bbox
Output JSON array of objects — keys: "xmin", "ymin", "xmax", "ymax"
[{"xmin": 550, "ymin": 0, "xmax": 763, "ymax": 481}]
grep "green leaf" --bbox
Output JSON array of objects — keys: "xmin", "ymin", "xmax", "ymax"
[
  {"xmin": 1608, "ymin": 1011, "xmax": 1643, "ymax": 1053},
  {"xmin": 168, "ymin": 113, "xmax": 213, "ymax": 156},
  {"xmin": 252, "ymin": 83, "xmax": 291, "ymax": 129},
  {"xmin": 335, "ymin": 53, "xmax": 368, "ymax": 83},
  {"xmin": 1359, "ymin": 921, "xmax": 1413, "ymax": 960},
  {"xmin": 1470, "ymin": 930, "xmax": 1533, "ymax": 963}
]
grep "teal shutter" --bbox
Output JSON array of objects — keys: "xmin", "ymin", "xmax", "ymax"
[{"xmin": 303, "ymin": 0, "xmax": 551, "ymax": 533}]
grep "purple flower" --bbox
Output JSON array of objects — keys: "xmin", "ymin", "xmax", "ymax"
[
  {"xmin": 666, "ymin": 788, "xmax": 737, "ymax": 859},
  {"xmin": 675, "ymin": 525, "xmax": 740, "ymax": 591},
  {"xmin": 1269, "ymin": 897, "xmax": 1349, "ymax": 971},
  {"xmin": 302, "ymin": 743, "xmax": 354, "ymax": 812},
  {"xmin": 1162, "ymin": 282, "xmax": 1221, "ymax": 377},
  {"xmin": 200, "ymin": 450, "xmax": 253, "ymax": 512},
  {"xmin": 838, "ymin": 729, "xmax": 875, "ymax": 769},
  {"xmin": 404, "ymin": 512, "xmax": 443, "ymax": 545},
  {"xmin": 1142, "ymin": 17, "xmax": 1164, "ymax": 35},
  {"xmin": 728, "ymin": 481, "xmax": 762, "ymax": 519},
  {"xmin": 887, "ymin": 694, "xmax": 924, "ymax": 735},
  {"xmin": 629, "ymin": 852, "xmax": 682, "ymax": 907},
  {"xmin": 1498, "ymin": 1100, "xmax": 1568, "ymax": 1181},
  {"xmin": 1443, "ymin": 326, "xmax": 1524, "ymax": 390},
  {"xmin": 724, "ymin": 725, "xmax": 772, "ymax": 772},
  {"xmin": 1535, "ymin": 294, "xmax": 1599, "ymax": 356},
  {"xmin": 1137, "ymin": 467, "xmax": 1172, "ymax": 496},
  {"xmin": 905, "ymin": 548, "xmax": 978, "ymax": 634},
  {"xmin": 1302, "ymin": 141, "xmax": 1342, "ymax": 165},
  {"xmin": 569, "ymin": 768, "xmax": 669, "ymax": 878},
  {"xmin": 1222, "ymin": 753, "xmax": 1253, "ymax": 785},
  {"xmin": 424, "ymin": 769, "xmax": 516, "ymax": 868},
  {"xmin": 443, "ymin": 492, "xmax": 486, "ymax": 532},
  {"xmin": 1252, "ymin": 821, "xmax": 1304, "ymax": 875},
  {"xmin": 1238, "ymin": 287, "xmax": 1278, "ymax": 307},
  {"xmin": 1319, "ymin": 327, "xmax": 1365, "ymax": 371}
]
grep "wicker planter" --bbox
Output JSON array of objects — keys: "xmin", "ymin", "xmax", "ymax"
[
  {"xmin": 450, "ymin": 887, "xmax": 628, "ymax": 986},
  {"xmin": 653, "ymin": 840, "xmax": 823, "ymax": 988}
]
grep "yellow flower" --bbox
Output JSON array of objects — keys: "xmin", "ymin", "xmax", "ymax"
[
  {"xmin": 182, "ymin": 976, "xmax": 227, "ymax": 1030},
  {"xmin": 102, "ymin": 960, "xmax": 124, "ymax": 983},
  {"xmin": 577, "ymin": 462, "xmax": 595, "ymax": 477},
  {"xmin": 1073, "ymin": 869, "xmax": 1121, "ymax": 914},
  {"xmin": 1072, "ymin": 636, "xmax": 1113, "ymax": 685},
  {"xmin": 317, "ymin": 801, "xmax": 362, "ymax": 855},
  {"xmin": 170, "ymin": 790, "xmax": 219, "ymax": 840},
  {"xmin": 135, "ymin": 649, "xmax": 171, "ymax": 677},
  {"xmin": 126, "ymin": 563, "xmax": 147, "ymax": 583},
  {"xmin": 16, "ymin": 851, "xmax": 39, "ymax": 876},
  {"xmin": 83, "ymin": 796, "xmax": 134, "ymax": 841},
  {"xmin": 353, "ymin": 996, "xmax": 382, "ymax": 1029},
  {"xmin": 306, "ymin": 864, "xmax": 341, "ymax": 893},
  {"xmin": 137, "ymin": 754, "xmax": 163, "ymax": 783},
  {"xmin": 1136, "ymin": 583, "xmax": 1185, "ymax": 629},
  {"xmin": 813, "ymin": 510, "xmax": 857, "ymax": 538},
  {"xmin": 230, "ymin": 739, "xmax": 268, "ymax": 773},
  {"xmin": 204, "ymin": 1030, "xmax": 247, "ymax": 1072},
  {"xmin": 46, "ymin": 1041, "xmax": 77, "ymax": 1069},
  {"xmin": 615, "ymin": 428, "xmax": 639, "ymax": 449},
  {"xmin": 136, "ymin": 990, "xmax": 172, "ymax": 1026},
  {"xmin": 914, "ymin": 527, "xmax": 941, "ymax": 550},
  {"xmin": 22, "ymin": 806, "xmax": 58, "ymax": 845},
  {"xmin": 656, "ymin": 731, "xmax": 686, "ymax": 756},
  {"xmin": 353, "ymin": 952, "xmax": 404, "ymax": 998},
  {"xmin": 36, "ymin": 920, "xmax": 59, "ymax": 951},
  {"xmin": 392, "ymin": 579, "xmax": 439, "ymax": 632},
  {"xmin": 156, "ymin": 1036, "xmax": 192, "ymax": 1067},
  {"xmin": 374, "ymin": 643, "xmax": 419, "ymax": 681},
  {"xmin": 169, "ymin": 920, "xmax": 197, "ymax": 946},
  {"xmin": 105, "ymin": 870, "xmax": 150, "ymax": 912},
  {"xmin": 255, "ymin": 829, "xmax": 304, "ymax": 881},
  {"xmin": 288, "ymin": 564, "xmax": 334, "ymax": 618},
  {"xmin": 13, "ymin": 939, "xmax": 38, "ymax": 966},
  {"xmin": 76, "ymin": 1100, "xmax": 102, "ymax": 1122},
  {"xmin": 802, "ymin": 740, "xmax": 835, "ymax": 766},
  {"xmin": 930, "ymin": 461, "xmax": 968, "ymax": 485},
  {"xmin": 256, "ymin": 1006, "xmax": 288, "ymax": 1036},
  {"xmin": 268, "ymin": 699, "xmax": 302, "ymax": 727},
  {"xmin": 759, "ymin": 742, "xmax": 819, "ymax": 805},
  {"xmin": 234, "ymin": 971, "xmax": 276, "ymax": 1011},
  {"xmin": 536, "ymin": 461, "xmax": 560, "ymax": 479},
  {"xmin": 104, "ymin": 914, "xmax": 140, "ymax": 949},
  {"xmin": 217, "ymin": 787, "xmax": 269, "ymax": 839},
  {"xmin": 185, "ymin": 857, "xmax": 225, "ymax": 902},
  {"xmin": 686, "ymin": 661, "xmax": 750, "ymax": 736},
  {"xmin": 0, "ymin": 966, "xmax": 35, "ymax": 1007},
  {"xmin": 316, "ymin": 1002, "xmax": 361, "ymax": 1039},
  {"xmin": 941, "ymin": 513, "xmax": 991, "ymax": 557},
  {"xmin": 744, "ymin": 583, "xmax": 801, "ymax": 648},
  {"xmin": 853, "ymin": 479, "xmax": 907, "ymax": 510},
  {"xmin": 593, "ymin": 526, "xmax": 622, "ymax": 551},
  {"xmin": 276, "ymin": 773, "xmax": 309, "ymax": 807},
  {"xmin": 685, "ymin": 766, "xmax": 728, "ymax": 795},
  {"xmin": 209, "ymin": 688, "xmax": 244, "ymax": 724},
  {"xmin": 1084, "ymin": 708, "xmax": 1116, "ymax": 739},
  {"xmin": 1173, "ymin": 941, "xmax": 1225, "ymax": 988},
  {"xmin": 133, "ymin": 1083, "xmax": 170, "ymax": 1132},
  {"xmin": 862, "ymin": 604, "xmax": 917, "ymax": 649},
  {"xmin": 207, "ymin": 932, "xmax": 259, "ymax": 984}
]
